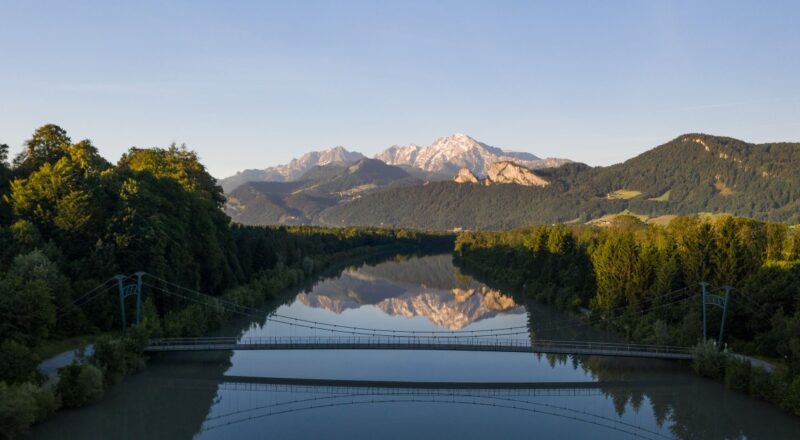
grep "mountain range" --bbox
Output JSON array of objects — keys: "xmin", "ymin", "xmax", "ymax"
[
  {"xmin": 219, "ymin": 146, "xmax": 365, "ymax": 193},
  {"xmin": 218, "ymin": 134, "xmax": 569, "ymax": 193},
  {"xmin": 224, "ymin": 133, "xmax": 800, "ymax": 228}
]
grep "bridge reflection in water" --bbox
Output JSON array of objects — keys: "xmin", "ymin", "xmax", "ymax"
[{"xmin": 172, "ymin": 375, "xmax": 682, "ymax": 439}]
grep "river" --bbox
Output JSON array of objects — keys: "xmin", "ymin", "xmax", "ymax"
[{"xmin": 31, "ymin": 253, "xmax": 800, "ymax": 439}]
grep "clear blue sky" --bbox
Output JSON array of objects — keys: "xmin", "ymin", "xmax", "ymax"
[{"xmin": 1, "ymin": 0, "xmax": 799, "ymax": 178}]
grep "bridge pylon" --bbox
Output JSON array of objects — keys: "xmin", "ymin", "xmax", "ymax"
[
  {"xmin": 115, "ymin": 272, "xmax": 145, "ymax": 332},
  {"xmin": 700, "ymin": 282, "xmax": 732, "ymax": 349}
]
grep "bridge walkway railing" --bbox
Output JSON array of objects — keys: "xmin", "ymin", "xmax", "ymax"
[{"xmin": 145, "ymin": 336, "xmax": 694, "ymax": 358}]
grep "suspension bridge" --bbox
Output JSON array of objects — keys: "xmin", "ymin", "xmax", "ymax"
[
  {"xmin": 143, "ymin": 336, "xmax": 694, "ymax": 359},
  {"xmin": 64, "ymin": 271, "xmax": 738, "ymax": 361}
]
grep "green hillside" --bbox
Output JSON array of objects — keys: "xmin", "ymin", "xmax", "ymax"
[{"xmin": 317, "ymin": 134, "xmax": 800, "ymax": 229}]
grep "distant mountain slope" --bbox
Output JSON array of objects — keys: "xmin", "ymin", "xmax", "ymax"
[
  {"xmin": 318, "ymin": 182, "xmax": 578, "ymax": 229},
  {"xmin": 317, "ymin": 134, "xmax": 800, "ymax": 228},
  {"xmin": 573, "ymin": 134, "xmax": 800, "ymax": 218},
  {"xmin": 309, "ymin": 158, "xmax": 416, "ymax": 194},
  {"xmin": 225, "ymin": 181, "xmax": 308, "ymax": 224},
  {"xmin": 225, "ymin": 159, "xmax": 421, "ymax": 225},
  {"xmin": 375, "ymin": 133, "xmax": 570, "ymax": 177},
  {"xmin": 218, "ymin": 146, "xmax": 364, "ymax": 192}
]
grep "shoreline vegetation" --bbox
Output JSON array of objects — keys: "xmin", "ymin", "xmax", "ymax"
[
  {"xmin": 0, "ymin": 124, "xmax": 452, "ymax": 439},
  {"xmin": 452, "ymin": 216, "xmax": 800, "ymax": 416}
]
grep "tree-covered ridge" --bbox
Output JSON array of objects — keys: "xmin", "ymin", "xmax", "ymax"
[
  {"xmin": 453, "ymin": 215, "xmax": 800, "ymax": 414},
  {"xmin": 573, "ymin": 134, "xmax": 800, "ymax": 218},
  {"xmin": 0, "ymin": 124, "xmax": 451, "ymax": 438},
  {"xmin": 318, "ymin": 134, "xmax": 800, "ymax": 229}
]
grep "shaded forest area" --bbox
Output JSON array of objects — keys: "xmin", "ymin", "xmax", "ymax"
[
  {"xmin": 0, "ymin": 125, "xmax": 451, "ymax": 438},
  {"xmin": 454, "ymin": 216, "xmax": 800, "ymax": 414}
]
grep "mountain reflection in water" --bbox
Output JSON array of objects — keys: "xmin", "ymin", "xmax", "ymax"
[{"xmin": 296, "ymin": 254, "xmax": 524, "ymax": 329}]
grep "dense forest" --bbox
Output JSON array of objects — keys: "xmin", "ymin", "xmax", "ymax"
[
  {"xmin": 0, "ymin": 125, "xmax": 450, "ymax": 438},
  {"xmin": 453, "ymin": 216, "xmax": 800, "ymax": 414},
  {"xmin": 319, "ymin": 134, "xmax": 800, "ymax": 228}
]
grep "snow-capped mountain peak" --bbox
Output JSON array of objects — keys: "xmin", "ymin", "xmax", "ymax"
[{"xmin": 374, "ymin": 133, "xmax": 565, "ymax": 177}]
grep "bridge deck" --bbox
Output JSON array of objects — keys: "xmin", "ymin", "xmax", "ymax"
[{"xmin": 145, "ymin": 337, "xmax": 694, "ymax": 360}]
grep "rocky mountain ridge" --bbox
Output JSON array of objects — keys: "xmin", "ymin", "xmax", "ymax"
[
  {"xmin": 453, "ymin": 161, "xmax": 550, "ymax": 187},
  {"xmin": 219, "ymin": 146, "xmax": 364, "ymax": 192},
  {"xmin": 219, "ymin": 134, "xmax": 568, "ymax": 193}
]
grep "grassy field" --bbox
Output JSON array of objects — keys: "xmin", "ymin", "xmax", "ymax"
[
  {"xmin": 587, "ymin": 211, "xmax": 736, "ymax": 227},
  {"xmin": 648, "ymin": 189, "xmax": 671, "ymax": 202},
  {"xmin": 647, "ymin": 214, "xmax": 677, "ymax": 226},
  {"xmin": 587, "ymin": 209, "xmax": 649, "ymax": 226},
  {"xmin": 606, "ymin": 189, "xmax": 642, "ymax": 200}
]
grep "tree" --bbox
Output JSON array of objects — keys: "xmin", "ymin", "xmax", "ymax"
[
  {"xmin": 0, "ymin": 382, "xmax": 38, "ymax": 440},
  {"xmin": 55, "ymin": 362, "xmax": 104, "ymax": 408},
  {"xmin": 0, "ymin": 340, "xmax": 40, "ymax": 384},
  {"xmin": 713, "ymin": 217, "xmax": 745, "ymax": 286},
  {"xmin": 118, "ymin": 144, "xmax": 225, "ymax": 207},
  {"xmin": 0, "ymin": 274, "xmax": 56, "ymax": 346},
  {"xmin": 13, "ymin": 124, "xmax": 71, "ymax": 174},
  {"xmin": 674, "ymin": 219, "xmax": 717, "ymax": 286},
  {"xmin": 0, "ymin": 143, "xmax": 9, "ymax": 166},
  {"xmin": 7, "ymin": 250, "xmax": 78, "ymax": 334},
  {"xmin": 7, "ymin": 139, "xmax": 109, "ymax": 247},
  {"xmin": 766, "ymin": 223, "xmax": 788, "ymax": 261},
  {"xmin": 0, "ymin": 144, "xmax": 10, "ymax": 221},
  {"xmin": 591, "ymin": 232, "xmax": 650, "ymax": 311}
]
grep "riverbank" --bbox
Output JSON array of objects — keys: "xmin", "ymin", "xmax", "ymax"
[
  {"xmin": 4, "ymin": 238, "xmax": 449, "ymax": 439},
  {"xmin": 456, "ymin": 252, "xmax": 800, "ymax": 415},
  {"xmin": 452, "ymin": 221, "xmax": 800, "ymax": 417}
]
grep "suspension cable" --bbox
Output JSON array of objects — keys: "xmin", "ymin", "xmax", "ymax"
[
  {"xmin": 142, "ymin": 281, "xmax": 699, "ymax": 340},
  {"xmin": 143, "ymin": 281, "xmax": 535, "ymax": 338},
  {"xmin": 141, "ymin": 272, "xmax": 693, "ymax": 336},
  {"xmin": 56, "ymin": 277, "xmax": 121, "ymax": 315}
]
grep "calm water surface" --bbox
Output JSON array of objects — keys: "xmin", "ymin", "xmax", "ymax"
[{"xmin": 32, "ymin": 253, "xmax": 800, "ymax": 439}]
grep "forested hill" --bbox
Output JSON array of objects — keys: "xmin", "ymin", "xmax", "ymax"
[{"xmin": 318, "ymin": 134, "xmax": 800, "ymax": 229}]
